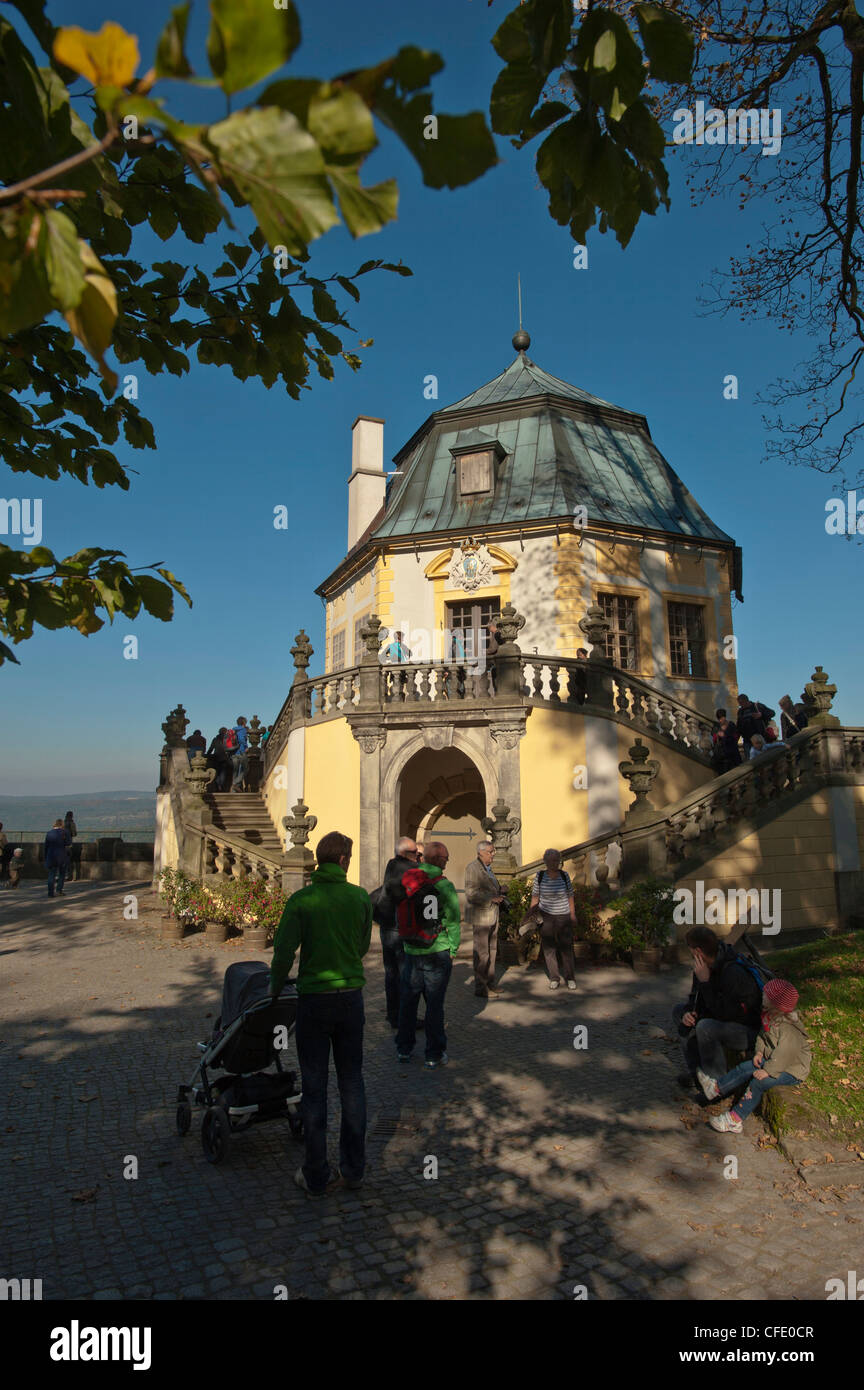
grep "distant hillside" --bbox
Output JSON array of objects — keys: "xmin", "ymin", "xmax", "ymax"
[{"xmin": 0, "ymin": 791, "xmax": 154, "ymax": 841}]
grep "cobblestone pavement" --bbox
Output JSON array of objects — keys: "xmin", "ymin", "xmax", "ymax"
[{"xmin": 1, "ymin": 881, "xmax": 862, "ymax": 1301}]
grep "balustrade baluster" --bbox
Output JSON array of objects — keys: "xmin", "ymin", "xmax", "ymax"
[
  {"xmin": 419, "ymin": 667, "xmax": 431, "ymax": 702},
  {"xmin": 549, "ymin": 665, "xmax": 561, "ymax": 703},
  {"xmin": 532, "ymin": 664, "xmax": 545, "ymax": 700},
  {"xmin": 615, "ymin": 678, "xmax": 630, "ymax": 718}
]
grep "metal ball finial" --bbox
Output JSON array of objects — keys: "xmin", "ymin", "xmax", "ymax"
[{"xmin": 512, "ymin": 328, "xmax": 530, "ymax": 353}]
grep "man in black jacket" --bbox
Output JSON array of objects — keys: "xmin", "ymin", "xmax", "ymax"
[
  {"xmin": 672, "ymin": 926, "xmax": 762, "ymax": 1086},
  {"xmin": 373, "ymin": 837, "xmax": 422, "ymax": 1029},
  {"xmin": 736, "ymin": 694, "xmax": 775, "ymax": 756}
]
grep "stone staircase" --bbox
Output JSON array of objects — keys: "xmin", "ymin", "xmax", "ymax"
[{"xmin": 206, "ymin": 792, "xmax": 284, "ymax": 858}]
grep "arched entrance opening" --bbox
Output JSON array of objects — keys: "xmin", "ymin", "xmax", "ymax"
[{"xmin": 399, "ymin": 747, "xmax": 486, "ymax": 889}]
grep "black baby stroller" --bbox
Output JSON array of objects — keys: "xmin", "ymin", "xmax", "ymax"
[{"xmin": 176, "ymin": 961, "xmax": 303, "ymax": 1164}]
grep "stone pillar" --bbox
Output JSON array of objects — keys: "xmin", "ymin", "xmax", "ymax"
[
  {"xmin": 493, "ymin": 602, "xmax": 526, "ymax": 702},
  {"xmin": 357, "ymin": 613, "xmax": 384, "ymax": 710},
  {"xmin": 246, "ymin": 715, "xmax": 264, "ymax": 792},
  {"xmin": 281, "ymin": 798, "xmax": 317, "ymax": 896},
  {"xmin": 579, "ymin": 605, "xmax": 614, "ymax": 710}
]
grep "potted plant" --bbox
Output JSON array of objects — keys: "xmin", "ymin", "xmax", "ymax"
[
  {"xmin": 158, "ymin": 867, "xmax": 207, "ymax": 939},
  {"xmin": 571, "ymin": 883, "xmax": 606, "ymax": 961},
  {"xmin": 498, "ymin": 875, "xmax": 534, "ymax": 965},
  {"xmin": 607, "ymin": 879, "xmax": 675, "ymax": 972}
]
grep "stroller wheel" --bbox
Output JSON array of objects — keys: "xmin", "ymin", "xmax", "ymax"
[
  {"xmin": 176, "ymin": 1100, "xmax": 192, "ymax": 1136},
  {"xmin": 288, "ymin": 1113, "xmax": 303, "ymax": 1140},
  {"xmin": 202, "ymin": 1105, "xmax": 230, "ymax": 1164}
]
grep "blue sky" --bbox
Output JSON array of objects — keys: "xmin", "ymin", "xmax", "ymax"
[{"xmin": 1, "ymin": 0, "xmax": 860, "ymax": 796}]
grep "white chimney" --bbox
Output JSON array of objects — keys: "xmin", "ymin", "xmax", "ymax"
[{"xmin": 347, "ymin": 415, "xmax": 386, "ymax": 550}]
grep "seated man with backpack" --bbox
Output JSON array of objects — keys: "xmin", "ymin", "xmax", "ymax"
[
  {"xmin": 395, "ymin": 841, "xmax": 461, "ymax": 1070},
  {"xmin": 672, "ymin": 926, "xmax": 765, "ymax": 1090}
]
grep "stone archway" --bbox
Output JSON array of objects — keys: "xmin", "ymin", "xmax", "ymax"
[{"xmin": 400, "ymin": 755, "xmax": 486, "ymax": 888}]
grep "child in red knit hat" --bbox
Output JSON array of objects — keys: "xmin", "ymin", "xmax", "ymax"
[{"xmin": 698, "ymin": 978, "xmax": 812, "ymax": 1133}]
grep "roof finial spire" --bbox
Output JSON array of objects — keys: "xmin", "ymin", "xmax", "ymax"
[{"xmin": 513, "ymin": 272, "xmax": 530, "ymax": 354}]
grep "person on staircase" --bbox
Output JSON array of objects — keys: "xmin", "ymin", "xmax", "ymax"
[
  {"xmin": 207, "ymin": 727, "xmax": 232, "ymax": 792},
  {"xmin": 230, "ymin": 716, "xmax": 249, "ymax": 792}
]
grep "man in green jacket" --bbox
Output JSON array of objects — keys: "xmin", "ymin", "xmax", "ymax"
[
  {"xmin": 395, "ymin": 840, "xmax": 461, "ymax": 1070},
  {"xmin": 269, "ymin": 831, "xmax": 372, "ymax": 1197}
]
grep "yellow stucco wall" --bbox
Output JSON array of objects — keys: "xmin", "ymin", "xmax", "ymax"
[
  {"xmin": 615, "ymin": 723, "xmax": 712, "ymax": 820},
  {"xmin": 554, "ymin": 531, "xmax": 585, "ymax": 658},
  {"xmin": 303, "ymin": 718, "xmax": 362, "ymax": 870},
  {"xmin": 519, "ymin": 708, "xmax": 589, "ymax": 862},
  {"xmin": 262, "ymin": 758, "xmax": 287, "ymax": 846},
  {"xmin": 674, "ymin": 791, "xmax": 836, "ymax": 935}
]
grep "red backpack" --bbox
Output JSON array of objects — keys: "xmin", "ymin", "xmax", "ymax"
[
  {"xmin": 396, "ymin": 868, "xmax": 444, "ymax": 945},
  {"xmin": 224, "ymin": 728, "xmax": 238, "ymax": 751}
]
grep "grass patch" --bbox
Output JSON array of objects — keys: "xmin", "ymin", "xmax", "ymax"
[{"xmin": 762, "ymin": 933, "xmax": 864, "ymax": 1133}]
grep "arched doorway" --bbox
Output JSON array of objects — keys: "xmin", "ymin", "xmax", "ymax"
[{"xmin": 399, "ymin": 747, "xmax": 486, "ymax": 889}]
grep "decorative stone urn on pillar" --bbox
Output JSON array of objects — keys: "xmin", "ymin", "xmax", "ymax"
[
  {"xmin": 281, "ymin": 798, "xmax": 318, "ymax": 896},
  {"xmin": 245, "ymin": 715, "xmax": 264, "ymax": 792},
  {"xmin": 493, "ymin": 603, "xmax": 526, "ymax": 702},
  {"xmin": 356, "ymin": 613, "xmax": 384, "ymax": 711},
  {"xmin": 480, "ymin": 799, "xmax": 522, "ymax": 882},
  {"xmin": 618, "ymin": 737, "xmax": 661, "ymax": 825},
  {"xmin": 804, "ymin": 666, "xmax": 840, "ymax": 728},
  {"xmin": 579, "ymin": 605, "xmax": 614, "ymax": 708},
  {"xmin": 162, "ymin": 703, "xmax": 189, "ymax": 748}
]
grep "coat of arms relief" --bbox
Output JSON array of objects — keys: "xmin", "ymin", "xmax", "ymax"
[{"xmin": 447, "ymin": 538, "xmax": 493, "ymax": 593}]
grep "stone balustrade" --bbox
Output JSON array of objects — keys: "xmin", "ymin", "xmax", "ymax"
[{"xmin": 516, "ymin": 726, "xmax": 864, "ymax": 898}]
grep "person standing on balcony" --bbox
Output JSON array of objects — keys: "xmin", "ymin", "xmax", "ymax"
[
  {"xmin": 64, "ymin": 810, "xmax": 83, "ymax": 881},
  {"xmin": 465, "ymin": 841, "xmax": 505, "ymax": 997},
  {"xmin": 529, "ymin": 850, "xmax": 577, "ymax": 991},
  {"xmin": 44, "ymin": 819, "xmax": 68, "ymax": 898},
  {"xmin": 230, "ymin": 715, "xmax": 249, "ymax": 792},
  {"xmin": 269, "ymin": 831, "xmax": 372, "ymax": 1197},
  {"xmin": 185, "ymin": 728, "xmax": 206, "ymax": 763},
  {"xmin": 0, "ymin": 822, "xmax": 10, "ymax": 882}
]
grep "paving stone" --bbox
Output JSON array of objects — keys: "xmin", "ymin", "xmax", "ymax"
[{"xmin": 3, "ymin": 881, "xmax": 861, "ymax": 1304}]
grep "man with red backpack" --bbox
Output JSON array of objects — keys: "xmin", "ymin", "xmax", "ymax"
[{"xmin": 395, "ymin": 841, "xmax": 461, "ymax": 1070}]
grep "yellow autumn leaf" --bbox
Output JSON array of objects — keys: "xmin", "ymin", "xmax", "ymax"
[{"xmin": 53, "ymin": 22, "xmax": 140, "ymax": 88}]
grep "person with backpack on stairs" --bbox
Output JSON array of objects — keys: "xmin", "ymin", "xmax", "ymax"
[
  {"xmin": 227, "ymin": 716, "xmax": 248, "ymax": 791},
  {"xmin": 672, "ymin": 926, "xmax": 764, "ymax": 1091},
  {"xmin": 394, "ymin": 841, "xmax": 461, "ymax": 1070}
]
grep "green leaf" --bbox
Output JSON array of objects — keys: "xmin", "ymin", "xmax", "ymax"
[
  {"xmin": 519, "ymin": 0, "xmax": 574, "ymax": 74},
  {"xmin": 326, "ymin": 167, "xmax": 398, "ymax": 238},
  {"xmin": 206, "ymin": 0, "xmax": 301, "ymax": 96},
  {"xmin": 42, "ymin": 208, "xmax": 86, "ymax": 311},
  {"xmin": 634, "ymin": 4, "xmax": 695, "ymax": 85},
  {"xmin": 490, "ymin": 62, "xmax": 545, "ymax": 136},
  {"xmin": 206, "ymin": 108, "xmax": 339, "ymax": 253},
  {"xmin": 311, "ymin": 285, "xmax": 341, "ymax": 323},
  {"xmin": 63, "ymin": 241, "xmax": 118, "ymax": 391},
  {"xmin": 491, "ymin": 6, "xmax": 532, "ymax": 64},
  {"xmin": 0, "ymin": 207, "xmax": 54, "ymax": 336},
  {"xmin": 308, "ymin": 88, "xmax": 377, "ymax": 161},
  {"xmin": 572, "ymin": 11, "xmax": 645, "ymax": 120},
  {"xmin": 155, "ymin": 567, "xmax": 193, "ymax": 607},
  {"xmin": 156, "ymin": 2, "xmax": 193, "ymax": 79},
  {"xmin": 134, "ymin": 573, "xmax": 175, "ymax": 620},
  {"xmin": 148, "ymin": 198, "xmax": 180, "ymax": 242}
]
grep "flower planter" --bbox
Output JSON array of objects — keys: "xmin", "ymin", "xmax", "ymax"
[
  {"xmin": 204, "ymin": 919, "xmax": 229, "ymax": 945},
  {"xmin": 160, "ymin": 913, "xmax": 185, "ymax": 941},
  {"xmin": 244, "ymin": 924, "xmax": 268, "ymax": 951},
  {"xmin": 572, "ymin": 941, "xmax": 592, "ymax": 963},
  {"xmin": 631, "ymin": 946, "xmax": 663, "ymax": 973}
]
